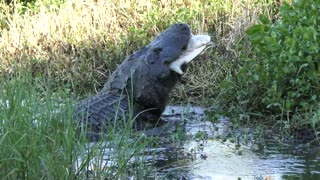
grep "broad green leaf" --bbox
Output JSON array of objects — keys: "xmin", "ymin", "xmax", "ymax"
[{"xmin": 259, "ymin": 15, "xmax": 271, "ymax": 25}]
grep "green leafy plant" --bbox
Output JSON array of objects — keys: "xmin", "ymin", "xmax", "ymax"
[{"xmin": 222, "ymin": 0, "xmax": 320, "ymax": 131}]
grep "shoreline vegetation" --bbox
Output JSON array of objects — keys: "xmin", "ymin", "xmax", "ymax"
[
  {"xmin": 0, "ymin": 0, "xmax": 319, "ymax": 178},
  {"xmin": 0, "ymin": 0, "xmax": 277, "ymax": 96}
]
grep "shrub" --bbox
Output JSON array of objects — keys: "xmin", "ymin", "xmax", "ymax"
[{"xmin": 222, "ymin": 0, "xmax": 320, "ymax": 122}]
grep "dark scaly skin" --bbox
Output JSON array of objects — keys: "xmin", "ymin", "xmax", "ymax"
[{"xmin": 75, "ymin": 23, "xmax": 191, "ymax": 140}]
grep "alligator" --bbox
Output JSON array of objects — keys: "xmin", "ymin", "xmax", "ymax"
[{"xmin": 75, "ymin": 23, "xmax": 211, "ymax": 141}]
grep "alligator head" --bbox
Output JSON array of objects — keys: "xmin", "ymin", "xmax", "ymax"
[{"xmin": 103, "ymin": 23, "xmax": 211, "ymax": 122}]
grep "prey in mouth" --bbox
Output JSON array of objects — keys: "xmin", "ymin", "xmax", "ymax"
[{"xmin": 169, "ymin": 34, "xmax": 212, "ymax": 74}]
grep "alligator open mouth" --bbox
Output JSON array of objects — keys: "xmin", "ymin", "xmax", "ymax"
[{"xmin": 169, "ymin": 34, "xmax": 212, "ymax": 74}]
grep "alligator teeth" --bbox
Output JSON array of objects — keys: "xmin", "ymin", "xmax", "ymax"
[{"xmin": 169, "ymin": 35, "xmax": 211, "ymax": 74}]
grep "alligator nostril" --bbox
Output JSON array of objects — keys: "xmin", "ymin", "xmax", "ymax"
[
  {"xmin": 153, "ymin": 48, "xmax": 162, "ymax": 53},
  {"xmin": 182, "ymin": 45, "xmax": 187, "ymax": 51}
]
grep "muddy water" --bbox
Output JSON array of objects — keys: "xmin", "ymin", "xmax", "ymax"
[
  {"xmin": 155, "ymin": 106, "xmax": 320, "ymax": 180},
  {"xmin": 76, "ymin": 105, "xmax": 320, "ymax": 179}
]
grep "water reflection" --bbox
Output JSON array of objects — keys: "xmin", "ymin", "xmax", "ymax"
[
  {"xmin": 76, "ymin": 105, "xmax": 320, "ymax": 179},
  {"xmin": 159, "ymin": 105, "xmax": 320, "ymax": 180}
]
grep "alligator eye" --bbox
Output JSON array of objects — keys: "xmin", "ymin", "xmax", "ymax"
[{"xmin": 146, "ymin": 47, "xmax": 162, "ymax": 64}]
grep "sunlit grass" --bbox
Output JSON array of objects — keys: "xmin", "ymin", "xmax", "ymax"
[
  {"xmin": 0, "ymin": 0, "xmax": 277, "ymax": 98},
  {"xmin": 0, "ymin": 0, "xmax": 290, "ymax": 178}
]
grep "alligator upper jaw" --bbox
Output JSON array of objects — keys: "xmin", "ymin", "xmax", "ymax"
[
  {"xmin": 169, "ymin": 35, "xmax": 211, "ymax": 74},
  {"xmin": 146, "ymin": 23, "xmax": 191, "ymax": 64}
]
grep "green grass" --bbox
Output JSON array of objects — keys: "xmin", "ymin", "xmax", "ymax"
[
  {"xmin": 0, "ymin": 73, "xmax": 156, "ymax": 179},
  {"xmin": 0, "ymin": 0, "xmax": 276, "ymax": 97},
  {"xmin": 1, "ymin": 0, "xmax": 318, "ymax": 178}
]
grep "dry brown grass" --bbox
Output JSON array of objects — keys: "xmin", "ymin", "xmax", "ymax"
[{"xmin": 0, "ymin": 0, "xmax": 278, "ymax": 101}]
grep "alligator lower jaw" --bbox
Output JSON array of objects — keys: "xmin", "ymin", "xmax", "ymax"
[{"xmin": 169, "ymin": 35, "xmax": 211, "ymax": 75}]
